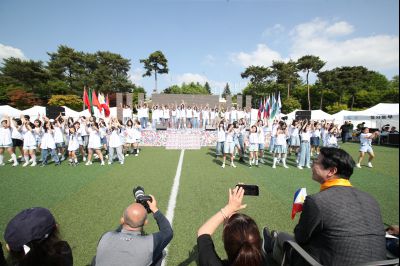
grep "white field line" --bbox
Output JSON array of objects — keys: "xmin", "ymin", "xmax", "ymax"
[{"xmin": 161, "ymin": 149, "xmax": 185, "ymax": 266}]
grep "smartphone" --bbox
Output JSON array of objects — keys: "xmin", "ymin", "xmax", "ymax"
[{"xmin": 236, "ymin": 184, "xmax": 259, "ymax": 196}]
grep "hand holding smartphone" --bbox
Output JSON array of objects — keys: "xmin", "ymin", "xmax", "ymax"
[{"xmin": 236, "ymin": 184, "xmax": 259, "ymax": 196}]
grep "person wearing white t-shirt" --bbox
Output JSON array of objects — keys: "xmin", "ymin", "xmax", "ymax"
[
  {"xmin": 248, "ymin": 125, "xmax": 259, "ymax": 167},
  {"xmin": 257, "ymin": 120, "xmax": 266, "ymax": 164},
  {"xmin": 0, "ymin": 116, "xmax": 18, "ymax": 166},
  {"xmin": 202, "ymin": 107, "xmax": 210, "ymax": 129},
  {"xmin": 356, "ymin": 127, "xmax": 380, "ymax": 168},
  {"xmin": 272, "ymin": 122, "xmax": 290, "ymax": 169},
  {"xmin": 216, "ymin": 122, "xmax": 225, "ymax": 158},
  {"xmin": 222, "ymin": 124, "xmax": 236, "ymax": 168},
  {"xmin": 298, "ymin": 122, "xmax": 312, "ymax": 169},
  {"xmin": 171, "ymin": 106, "xmax": 177, "ymax": 129}
]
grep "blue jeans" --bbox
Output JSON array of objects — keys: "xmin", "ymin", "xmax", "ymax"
[
  {"xmin": 41, "ymin": 148, "xmax": 60, "ymax": 165},
  {"xmin": 140, "ymin": 117, "xmax": 148, "ymax": 129},
  {"xmin": 216, "ymin": 142, "xmax": 224, "ymax": 156},
  {"xmin": 299, "ymin": 142, "xmax": 311, "ymax": 166}
]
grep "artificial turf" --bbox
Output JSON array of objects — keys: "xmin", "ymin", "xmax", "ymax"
[{"xmin": 0, "ymin": 143, "xmax": 398, "ymax": 265}]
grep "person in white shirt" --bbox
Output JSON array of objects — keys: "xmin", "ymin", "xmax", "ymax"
[
  {"xmin": 257, "ymin": 120, "xmax": 266, "ymax": 164},
  {"xmin": 202, "ymin": 106, "xmax": 210, "ymax": 130},
  {"xmin": 356, "ymin": 127, "xmax": 379, "ymax": 168},
  {"xmin": 272, "ymin": 122, "xmax": 289, "ymax": 169},
  {"xmin": 54, "ymin": 115, "xmax": 66, "ymax": 161},
  {"xmin": 210, "ymin": 108, "xmax": 217, "ymax": 128},
  {"xmin": 151, "ymin": 105, "xmax": 159, "ymax": 129},
  {"xmin": 248, "ymin": 125, "xmax": 259, "ymax": 167},
  {"xmin": 186, "ymin": 106, "xmax": 193, "ymax": 128},
  {"xmin": 10, "ymin": 117, "xmax": 24, "ymax": 162},
  {"xmin": 288, "ymin": 120, "xmax": 301, "ymax": 157},
  {"xmin": 216, "ymin": 121, "xmax": 225, "ymax": 158},
  {"xmin": 179, "ymin": 104, "xmax": 186, "ymax": 129},
  {"xmin": 21, "ymin": 115, "xmax": 37, "ymax": 167},
  {"xmin": 193, "ymin": 106, "xmax": 200, "ymax": 129},
  {"xmin": 162, "ymin": 105, "xmax": 170, "ymax": 128},
  {"xmin": 310, "ymin": 121, "xmax": 322, "ymax": 157},
  {"xmin": 230, "ymin": 107, "xmax": 237, "ymax": 123},
  {"xmin": 222, "ymin": 124, "xmax": 236, "ymax": 168},
  {"xmin": 78, "ymin": 117, "xmax": 88, "ymax": 162},
  {"xmin": 0, "ymin": 116, "xmax": 18, "ymax": 166},
  {"xmin": 171, "ymin": 106, "xmax": 177, "ymax": 129},
  {"xmin": 298, "ymin": 121, "xmax": 312, "ymax": 169},
  {"xmin": 108, "ymin": 117, "xmax": 124, "ymax": 165},
  {"xmin": 326, "ymin": 126, "xmax": 340, "ymax": 149},
  {"xmin": 86, "ymin": 121, "xmax": 105, "ymax": 166},
  {"xmin": 67, "ymin": 124, "xmax": 80, "ymax": 166},
  {"xmin": 40, "ymin": 121, "xmax": 61, "ymax": 166}
]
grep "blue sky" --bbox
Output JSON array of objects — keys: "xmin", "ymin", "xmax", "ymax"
[{"xmin": 0, "ymin": 0, "xmax": 398, "ymax": 96}]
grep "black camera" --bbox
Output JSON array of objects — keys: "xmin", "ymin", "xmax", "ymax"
[{"xmin": 133, "ymin": 186, "xmax": 152, "ymax": 213}]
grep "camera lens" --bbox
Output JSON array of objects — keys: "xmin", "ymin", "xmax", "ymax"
[{"xmin": 133, "ymin": 186, "xmax": 145, "ymax": 199}]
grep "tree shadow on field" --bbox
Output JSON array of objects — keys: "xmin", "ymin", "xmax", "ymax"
[{"xmin": 177, "ymin": 245, "xmax": 199, "ymax": 266}]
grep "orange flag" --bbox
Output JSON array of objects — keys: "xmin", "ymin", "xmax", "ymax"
[{"xmin": 91, "ymin": 90, "xmax": 102, "ymax": 111}]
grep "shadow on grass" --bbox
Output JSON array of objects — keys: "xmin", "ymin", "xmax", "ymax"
[{"xmin": 177, "ymin": 245, "xmax": 199, "ymax": 266}]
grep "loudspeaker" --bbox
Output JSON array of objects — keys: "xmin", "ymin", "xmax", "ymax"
[
  {"xmin": 295, "ymin": 110, "xmax": 311, "ymax": 121},
  {"xmin": 46, "ymin": 106, "xmax": 65, "ymax": 119},
  {"xmin": 156, "ymin": 124, "xmax": 167, "ymax": 130},
  {"xmin": 205, "ymin": 125, "xmax": 216, "ymax": 131}
]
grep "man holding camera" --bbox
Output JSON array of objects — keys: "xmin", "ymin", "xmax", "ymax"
[{"xmin": 94, "ymin": 194, "xmax": 173, "ymax": 266}]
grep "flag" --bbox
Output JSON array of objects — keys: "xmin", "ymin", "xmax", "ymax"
[
  {"xmin": 276, "ymin": 91, "xmax": 282, "ymax": 117},
  {"xmin": 291, "ymin": 188, "xmax": 307, "ymax": 219},
  {"xmin": 98, "ymin": 93, "xmax": 110, "ymax": 117},
  {"xmin": 91, "ymin": 90, "xmax": 101, "ymax": 111},
  {"xmin": 106, "ymin": 94, "xmax": 110, "ymax": 107},
  {"xmin": 88, "ymin": 88, "xmax": 94, "ymax": 114},
  {"xmin": 83, "ymin": 87, "xmax": 90, "ymax": 109},
  {"xmin": 263, "ymin": 97, "xmax": 267, "ymax": 119},
  {"xmin": 257, "ymin": 98, "xmax": 263, "ymax": 119},
  {"xmin": 266, "ymin": 95, "xmax": 270, "ymax": 118},
  {"xmin": 270, "ymin": 93, "xmax": 277, "ymax": 120}
]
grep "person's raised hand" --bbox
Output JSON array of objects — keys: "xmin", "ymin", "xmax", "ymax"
[
  {"xmin": 147, "ymin": 195, "xmax": 159, "ymax": 214},
  {"xmin": 223, "ymin": 186, "xmax": 247, "ymax": 218}
]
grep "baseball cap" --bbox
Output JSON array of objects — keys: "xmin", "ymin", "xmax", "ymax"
[{"xmin": 4, "ymin": 207, "xmax": 56, "ymax": 251}]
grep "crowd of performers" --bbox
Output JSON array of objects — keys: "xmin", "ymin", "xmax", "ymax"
[
  {"xmin": 0, "ymin": 103, "xmax": 380, "ymax": 168},
  {"xmin": 0, "ymin": 114, "xmax": 142, "ymax": 167},
  {"xmin": 135, "ymin": 103, "xmax": 252, "ymax": 129},
  {"xmin": 214, "ymin": 117, "xmax": 380, "ymax": 169}
]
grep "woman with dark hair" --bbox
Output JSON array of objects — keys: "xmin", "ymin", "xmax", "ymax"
[
  {"xmin": 2, "ymin": 207, "xmax": 73, "ymax": 266},
  {"xmin": 197, "ymin": 186, "xmax": 264, "ymax": 266}
]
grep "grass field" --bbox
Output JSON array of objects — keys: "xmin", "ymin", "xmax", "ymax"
[{"xmin": 0, "ymin": 143, "xmax": 398, "ymax": 265}]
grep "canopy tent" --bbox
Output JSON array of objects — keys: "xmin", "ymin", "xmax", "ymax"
[
  {"xmin": 62, "ymin": 106, "xmax": 81, "ymax": 118},
  {"xmin": 286, "ymin": 109, "xmax": 333, "ymax": 122},
  {"xmin": 0, "ymin": 105, "xmax": 22, "ymax": 119},
  {"xmin": 343, "ymin": 103, "xmax": 399, "ymax": 129},
  {"xmin": 21, "ymin": 105, "xmax": 47, "ymax": 121}
]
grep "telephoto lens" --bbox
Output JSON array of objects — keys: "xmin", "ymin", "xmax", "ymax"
[{"xmin": 133, "ymin": 186, "xmax": 152, "ymax": 213}]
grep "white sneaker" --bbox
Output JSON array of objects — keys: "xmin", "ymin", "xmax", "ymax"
[
  {"xmin": 356, "ymin": 163, "xmax": 361, "ymax": 168},
  {"xmin": 83, "ymin": 156, "xmax": 87, "ymax": 162},
  {"xmin": 231, "ymin": 163, "xmax": 237, "ymax": 168},
  {"xmin": 272, "ymin": 164, "xmax": 276, "ymax": 169},
  {"xmin": 367, "ymin": 162, "xmax": 373, "ymax": 168},
  {"xmin": 22, "ymin": 162, "xmax": 29, "ymax": 167},
  {"xmin": 30, "ymin": 162, "xmax": 37, "ymax": 167},
  {"xmin": 8, "ymin": 158, "xmax": 13, "ymax": 163},
  {"xmin": 135, "ymin": 154, "xmax": 138, "ymax": 157},
  {"xmin": 108, "ymin": 161, "xmax": 112, "ymax": 165},
  {"xmin": 105, "ymin": 155, "xmax": 109, "ymax": 159},
  {"xmin": 12, "ymin": 162, "xmax": 19, "ymax": 167},
  {"xmin": 260, "ymin": 158, "xmax": 265, "ymax": 164},
  {"xmin": 306, "ymin": 165, "xmax": 311, "ymax": 169},
  {"xmin": 221, "ymin": 163, "xmax": 225, "ymax": 168},
  {"xmin": 283, "ymin": 164, "xmax": 289, "ymax": 169},
  {"xmin": 297, "ymin": 166, "xmax": 303, "ymax": 169},
  {"xmin": 120, "ymin": 161, "xmax": 124, "ymax": 165},
  {"xmin": 100, "ymin": 161, "xmax": 105, "ymax": 166},
  {"xmin": 85, "ymin": 161, "xmax": 92, "ymax": 166},
  {"xmin": 125, "ymin": 154, "xmax": 129, "ymax": 157}
]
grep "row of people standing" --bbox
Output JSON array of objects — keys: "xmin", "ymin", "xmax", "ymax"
[
  {"xmin": 136, "ymin": 103, "xmax": 253, "ymax": 129},
  {"xmin": 215, "ymin": 118, "xmax": 343, "ymax": 169},
  {"xmin": 0, "ymin": 114, "xmax": 143, "ymax": 167}
]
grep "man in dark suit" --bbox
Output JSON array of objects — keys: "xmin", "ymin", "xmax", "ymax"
[{"xmin": 264, "ymin": 147, "xmax": 387, "ymax": 265}]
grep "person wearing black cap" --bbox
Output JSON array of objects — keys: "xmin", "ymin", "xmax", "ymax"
[{"xmin": 1, "ymin": 207, "xmax": 73, "ymax": 266}]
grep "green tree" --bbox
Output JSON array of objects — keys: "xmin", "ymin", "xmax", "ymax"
[
  {"xmin": 282, "ymin": 96, "xmax": 301, "ymax": 114},
  {"xmin": 140, "ymin": 51, "xmax": 169, "ymax": 93},
  {"xmin": 48, "ymin": 95, "xmax": 83, "ymax": 110},
  {"xmin": 241, "ymin": 66, "xmax": 273, "ymax": 85},
  {"xmin": 164, "ymin": 82, "xmax": 208, "ymax": 94},
  {"xmin": 204, "ymin": 81, "xmax": 211, "ymax": 94},
  {"xmin": 222, "ymin": 83, "xmax": 231, "ymax": 99},
  {"xmin": 131, "ymin": 85, "xmax": 146, "ymax": 105},
  {"xmin": 0, "ymin": 57, "xmax": 49, "ymax": 101},
  {"xmin": 297, "ymin": 55, "xmax": 326, "ymax": 110},
  {"xmin": 325, "ymin": 102, "xmax": 348, "ymax": 114},
  {"xmin": 271, "ymin": 60, "xmax": 299, "ymax": 99}
]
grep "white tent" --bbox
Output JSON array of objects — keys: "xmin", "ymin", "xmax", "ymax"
[
  {"xmin": 286, "ymin": 109, "xmax": 333, "ymax": 122},
  {"xmin": 343, "ymin": 103, "xmax": 399, "ymax": 129},
  {"xmin": 0, "ymin": 105, "xmax": 22, "ymax": 119},
  {"xmin": 62, "ymin": 106, "xmax": 81, "ymax": 118},
  {"xmin": 21, "ymin": 105, "xmax": 46, "ymax": 121}
]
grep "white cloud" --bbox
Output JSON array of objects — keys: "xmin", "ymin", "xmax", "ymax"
[
  {"xmin": 262, "ymin": 24, "xmax": 285, "ymax": 37},
  {"xmin": 203, "ymin": 54, "xmax": 216, "ymax": 65},
  {"xmin": 289, "ymin": 18, "xmax": 399, "ymax": 71},
  {"xmin": 128, "ymin": 68, "xmax": 144, "ymax": 84},
  {"xmin": 0, "ymin": 43, "xmax": 25, "ymax": 62},
  {"xmin": 176, "ymin": 73, "xmax": 209, "ymax": 85},
  {"xmin": 231, "ymin": 44, "xmax": 283, "ymax": 67}
]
